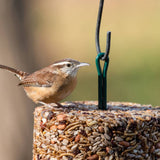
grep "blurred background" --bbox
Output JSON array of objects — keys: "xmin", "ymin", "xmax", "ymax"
[{"xmin": 0, "ymin": 0, "xmax": 160, "ymax": 159}]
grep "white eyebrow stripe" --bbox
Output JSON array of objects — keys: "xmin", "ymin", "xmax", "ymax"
[{"xmin": 52, "ymin": 62, "xmax": 70, "ymax": 66}]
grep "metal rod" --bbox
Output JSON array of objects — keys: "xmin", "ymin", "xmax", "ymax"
[
  {"xmin": 102, "ymin": 58, "xmax": 109, "ymax": 109},
  {"xmin": 95, "ymin": 0, "xmax": 104, "ymax": 54},
  {"xmin": 98, "ymin": 75, "xmax": 103, "ymax": 109},
  {"xmin": 102, "ymin": 31, "xmax": 111, "ymax": 61},
  {"xmin": 95, "ymin": 0, "xmax": 111, "ymax": 110}
]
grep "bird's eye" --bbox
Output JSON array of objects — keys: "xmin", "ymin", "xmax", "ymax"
[{"xmin": 67, "ymin": 63, "xmax": 71, "ymax": 67}]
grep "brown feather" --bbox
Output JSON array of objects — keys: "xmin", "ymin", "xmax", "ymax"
[
  {"xmin": 0, "ymin": 64, "xmax": 29, "ymax": 79},
  {"xmin": 19, "ymin": 67, "xmax": 58, "ymax": 87},
  {"xmin": 0, "ymin": 59, "xmax": 87, "ymax": 104}
]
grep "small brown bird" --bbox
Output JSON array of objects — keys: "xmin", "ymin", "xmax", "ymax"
[{"xmin": 0, "ymin": 59, "xmax": 89, "ymax": 107}]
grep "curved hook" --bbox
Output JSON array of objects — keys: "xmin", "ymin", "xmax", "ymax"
[
  {"xmin": 96, "ymin": 0, "xmax": 104, "ymax": 54},
  {"xmin": 103, "ymin": 31, "xmax": 111, "ymax": 61},
  {"xmin": 95, "ymin": 0, "xmax": 111, "ymax": 61}
]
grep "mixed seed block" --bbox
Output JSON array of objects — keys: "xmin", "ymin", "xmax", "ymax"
[{"xmin": 33, "ymin": 101, "xmax": 160, "ymax": 160}]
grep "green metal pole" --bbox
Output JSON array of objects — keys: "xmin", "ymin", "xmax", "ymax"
[{"xmin": 96, "ymin": 53, "xmax": 109, "ymax": 110}]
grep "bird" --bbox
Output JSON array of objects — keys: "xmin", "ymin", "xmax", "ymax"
[{"xmin": 0, "ymin": 58, "xmax": 89, "ymax": 107}]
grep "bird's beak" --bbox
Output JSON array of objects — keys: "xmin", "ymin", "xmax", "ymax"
[{"xmin": 76, "ymin": 62, "xmax": 90, "ymax": 68}]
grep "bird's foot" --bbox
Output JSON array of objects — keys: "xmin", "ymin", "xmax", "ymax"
[
  {"xmin": 55, "ymin": 102, "xmax": 64, "ymax": 108},
  {"xmin": 38, "ymin": 101, "xmax": 65, "ymax": 118},
  {"xmin": 38, "ymin": 101, "xmax": 63, "ymax": 109}
]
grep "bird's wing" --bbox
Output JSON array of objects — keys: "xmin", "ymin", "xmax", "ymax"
[{"xmin": 19, "ymin": 70, "xmax": 57, "ymax": 87}]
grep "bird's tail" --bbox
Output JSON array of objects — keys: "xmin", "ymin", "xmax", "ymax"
[{"xmin": 0, "ymin": 64, "xmax": 29, "ymax": 80}]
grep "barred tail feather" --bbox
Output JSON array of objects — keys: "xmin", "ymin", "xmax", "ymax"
[{"xmin": 0, "ymin": 64, "xmax": 29, "ymax": 80}]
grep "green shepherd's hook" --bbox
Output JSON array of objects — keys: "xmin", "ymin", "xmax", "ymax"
[
  {"xmin": 96, "ymin": 53, "xmax": 109, "ymax": 110},
  {"xmin": 95, "ymin": 0, "xmax": 111, "ymax": 110}
]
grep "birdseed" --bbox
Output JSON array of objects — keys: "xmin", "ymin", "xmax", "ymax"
[{"xmin": 33, "ymin": 101, "xmax": 160, "ymax": 160}]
